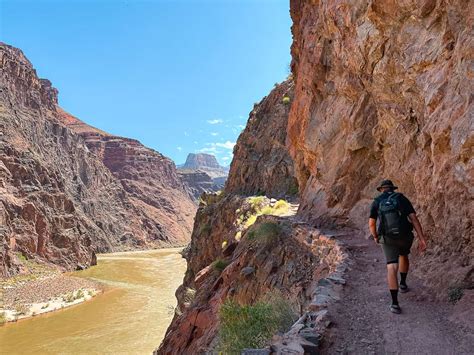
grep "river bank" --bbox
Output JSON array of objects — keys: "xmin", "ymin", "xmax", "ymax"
[
  {"xmin": 1, "ymin": 274, "xmax": 102, "ymax": 323},
  {"xmin": 0, "ymin": 248, "xmax": 186, "ymax": 354}
]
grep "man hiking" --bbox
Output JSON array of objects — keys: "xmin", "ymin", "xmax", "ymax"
[{"xmin": 368, "ymin": 179, "xmax": 427, "ymax": 314}]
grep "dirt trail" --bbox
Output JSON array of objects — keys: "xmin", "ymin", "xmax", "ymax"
[{"xmin": 320, "ymin": 230, "xmax": 473, "ymax": 355}]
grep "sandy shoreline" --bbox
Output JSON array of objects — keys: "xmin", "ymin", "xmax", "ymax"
[{"xmin": 1, "ymin": 274, "xmax": 103, "ymax": 323}]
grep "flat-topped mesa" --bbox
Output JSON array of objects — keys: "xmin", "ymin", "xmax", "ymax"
[
  {"xmin": 178, "ymin": 153, "xmax": 229, "ymax": 200},
  {"xmin": 182, "ymin": 153, "xmax": 222, "ymax": 170},
  {"xmin": 0, "ymin": 42, "xmax": 196, "ymax": 276}
]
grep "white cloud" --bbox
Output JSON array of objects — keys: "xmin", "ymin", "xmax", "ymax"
[
  {"xmin": 194, "ymin": 141, "xmax": 198, "ymax": 144},
  {"xmin": 177, "ymin": 146, "xmax": 182, "ymax": 151},
  {"xmin": 215, "ymin": 141, "xmax": 236, "ymax": 150},
  {"xmin": 184, "ymin": 131, "xmax": 189, "ymax": 136},
  {"xmin": 238, "ymin": 125, "xmax": 245, "ymax": 129},
  {"xmin": 222, "ymin": 157, "xmax": 230, "ymax": 161},
  {"xmin": 210, "ymin": 132, "xmax": 219, "ymax": 136},
  {"xmin": 207, "ymin": 119, "xmax": 223, "ymax": 125},
  {"xmin": 199, "ymin": 146, "xmax": 219, "ymax": 154}
]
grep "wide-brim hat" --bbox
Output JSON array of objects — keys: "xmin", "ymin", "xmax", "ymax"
[{"xmin": 376, "ymin": 179, "xmax": 398, "ymax": 191}]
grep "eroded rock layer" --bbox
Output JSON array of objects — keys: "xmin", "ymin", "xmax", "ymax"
[
  {"xmin": 0, "ymin": 43, "xmax": 195, "ymax": 276},
  {"xmin": 58, "ymin": 109, "xmax": 196, "ymax": 245},
  {"xmin": 288, "ymin": 0, "xmax": 473, "ymax": 291}
]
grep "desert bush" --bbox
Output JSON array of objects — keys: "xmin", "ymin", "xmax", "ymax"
[
  {"xmin": 287, "ymin": 181, "xmax": 299, "ymax": 195},
  {"xmin": 448, "ymin": 287, "xmax": 464, "ymax": 304},
  {"xmin": 212, "ymin": 259, "xmax": 230, "ymax": 273},
  {"xmin": 0, "ymin": 312, "xmax": 6, "ymax": 325},
  {"xmin": 14, "ymin": 304, "xmax": 29, "ymax": 315},
  {"xmin": 218, "ymin": 294, "xmax": 297, "ymax": 352},
  {"xmin": 246, "ymin": 222, "xmax": 282, "ymax": 247},
  {"xmin": 282, "ymin": 96, "xmax": 291, "ymax": 104}
]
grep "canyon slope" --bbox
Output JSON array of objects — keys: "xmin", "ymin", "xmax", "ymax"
[
  {"xmin": 0, "ymin": 43, "xmax": 195, "ymax": 276},
  {"xmin": 159, "ymin": 0, "xmax": 472, "ymax": 353}
]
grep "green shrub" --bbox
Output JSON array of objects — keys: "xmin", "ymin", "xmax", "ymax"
[
  {"xmin": 234, "ymin": 231, "xmax": 242, "ymax": 241},
  {"xmin": 248, "ymin": 196, "xmax": 266, "ymax": 210},
  {"xmin": 287, "ymin": 181, "xmax": 299, "ymax": 195},
  {"xmin": 0, "ymin": 312, "xmax": 6, "ymax": 325},
  {"xmin": 244, "ymin": 214, "xmax": 258, "ymax": 228},
  {"xmin": 274, "ymin": 199, "xmax": 289, "ymax": 210},
  {"xmin": 198, "ymin": 223, "xmax": 212, "ymax": 236},
  {"xmin": 260, "ymin": 206, "xmax": 274, "ymax": 215},
  {"xmin": 218, "ymin": 295, "xmax": 296, "ymax": 352},
  {"xmin": 16, "ymin": 252, "xmax": 27, "ymax": 262},
  {"xmin": 282, "ymin": 96, "xmax": 291, "ymax": 104},
  {"xmin": 448, "ymin": 287, "xmax": 464, "ymax": 304},
  {"xmin": 212, "ymin": 259, "xmax": 230, "ymax": 273},
  {"xmin": 246, "ymin": 222, "xmax": 282, "ymax": 247}
]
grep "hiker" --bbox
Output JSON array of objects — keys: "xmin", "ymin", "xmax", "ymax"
[{"xmin": 368, "ymin": 179, "xmax": 427, "ymax": 314}]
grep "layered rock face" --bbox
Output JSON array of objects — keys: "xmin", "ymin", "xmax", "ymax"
[
  {"xmin": 181, "ymin": 153, "xmax": 226, "ymax": 174},
  {"xmin": 178, "ymin": 153, "xmax": 228, "ymax": 200},
  {"xmin": 58, "ymin": 109, "xmax": 196, "ymax": 245},
  {"xmin": 0, "ymin": 43, "xmax": 195, "ymax": 276},
  {"xmin": 288, "ymin": 0, "xmax": 473, "ymax": 290},
  {"xmin": 226, "ymin": 80, "xmax": 298, "ymax": 198}
]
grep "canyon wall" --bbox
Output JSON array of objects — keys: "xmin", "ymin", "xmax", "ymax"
[
  {"xmin": 58, "ymin": 109, "xmax": 196, "ymax": 245},
  {"xmin": 288, "ymin": 0, "xmax": 472, "ymax": 290},
  {"xmin": 0, "ymin": 43, "xmax": 195, "ymax": 276},
  {"xmin": 226, "ymin": 80, "xmax": 299, "ymax": 198}
]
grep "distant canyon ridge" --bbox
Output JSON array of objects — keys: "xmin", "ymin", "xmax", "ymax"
[
  {"xmin": 178, "ymin": 153, "xmax": 229, "ymax": 200},
  {"xmin": 0, "ymin": 43, "xmax": 229, "ymax": 276}
]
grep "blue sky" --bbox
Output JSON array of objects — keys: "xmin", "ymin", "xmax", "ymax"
[{"xmin": 0, "ymin": 0, "xmax": 292, "ymax": 166}]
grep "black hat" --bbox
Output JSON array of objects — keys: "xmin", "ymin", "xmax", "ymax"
[{"xmin": 376, "ymin": 179, "xmax": 398, "ymax": 191}]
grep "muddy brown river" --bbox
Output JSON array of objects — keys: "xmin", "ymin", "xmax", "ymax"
[{"xmin": 0, "ymin": 249, "xmax": 186, "ymax": 354}]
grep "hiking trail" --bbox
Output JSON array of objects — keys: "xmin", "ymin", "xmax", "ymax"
[{"xmin": 319, "ymin": 230, "xmax": 473, "ymax": 354}]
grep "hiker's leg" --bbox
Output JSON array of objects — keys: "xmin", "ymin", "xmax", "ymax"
[
  {"xmin": 387, "ymin": 262, "xmax": 400, "ymax": 307},
  {"xmin": 399, "ymin": 255, "xmax": 409, "ymax": 273},
  {"xmin": 399, "ymin": 255, "xmax": 409, "ymax": 287},
  {"xmin": 387, "ymin": 262, "xmax": 399, "ymax": 289},
  {"xmin": 399, "ymin": 238, "xmax": 413, "ymax": 288}
]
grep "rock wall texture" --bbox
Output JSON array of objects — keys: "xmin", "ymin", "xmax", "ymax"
[
  {"xmin": 58, "ymin": 109, "xmax": 196, "ymax": 245},
  {"xmin": 0, "ymin": 43, "xmax": 195, "ymax": 276},
  {"xmin": 226, "ymin": 80, "xmax": 299, "ymax": 199},
  {"xmin": 288, "ymin": 0, "xmax": 473, "ymax": 291}
]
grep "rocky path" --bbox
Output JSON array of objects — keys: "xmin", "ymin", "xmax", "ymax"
[{"xmin": 320, "ymin": 231, "xmax": 473, "ymax": 355}]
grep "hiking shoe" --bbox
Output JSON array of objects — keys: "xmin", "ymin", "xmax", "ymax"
[
  {"xmin": 399, "ymin": 284, "xmax": 409, "ymax": 293},
  {"xmin": 390, "ymin": 304, "xmax": 402, "ymax": 314}
]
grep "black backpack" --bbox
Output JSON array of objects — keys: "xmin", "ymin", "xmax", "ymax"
[{"xmin": 378, "ymin": 193, "xmax": 404, "ymax": 239}]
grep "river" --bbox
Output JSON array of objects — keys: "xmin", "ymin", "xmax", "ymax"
[{"xmin": 0, "ymin": 248, "xmax": 186, "ymax": 354}]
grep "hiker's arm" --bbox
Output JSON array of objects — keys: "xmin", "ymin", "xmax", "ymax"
[
  {"xmin": 369, "ymin": 218, "xmax": 378, "ymax": 243},
  {"xmin": 408, "ymin": 213, "xmax": 427, "ymax": 251}
]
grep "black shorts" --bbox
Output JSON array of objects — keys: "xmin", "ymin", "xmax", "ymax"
[{"xmin": 380, "ymin": 235, "xmax": 414, "ymax": 264}]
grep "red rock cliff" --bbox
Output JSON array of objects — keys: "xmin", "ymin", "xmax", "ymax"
[
  {"xmin": 0, "ymin": 43, "xmax": 195, "ymax": 276},
  {"xmin": 288, "ymin": 0, "xmax": 472, "ymax": 291},
  {"xmin": 57, "ymin": 109, "xmax": 196, "ymax": 245}
]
